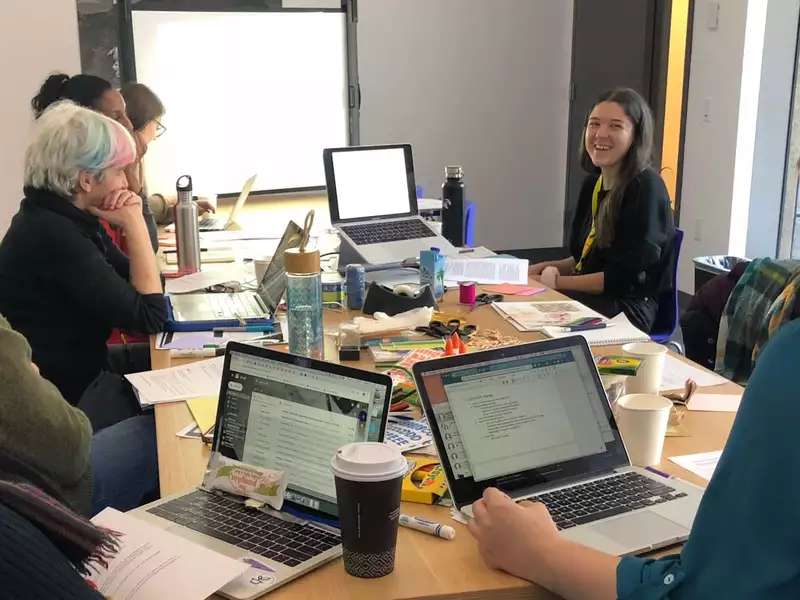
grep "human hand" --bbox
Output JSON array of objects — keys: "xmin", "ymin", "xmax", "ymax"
[
  {"xmin": 529, "ymin": 262, "xmax": 547, "ymax": 276},
  {"xmin": 89, "ymin": 189, "xmax": 144, "ymax": 229},
  {"xmin": 195, "ymin": 199, "xmax": 216, "ymax": 215},
  {"xmin": 467, "ymin": 488, "xmax": 560, "ymax": 582}
]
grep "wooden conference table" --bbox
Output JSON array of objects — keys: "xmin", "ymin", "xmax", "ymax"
[{"xmin": 150, "ymin": 283, "xmax": 741, "ymax": 600}]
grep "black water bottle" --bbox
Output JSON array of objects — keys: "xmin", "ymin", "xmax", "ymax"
[{"xmin": 441, "ymin": 165, "xmax": 465, "ymax": 247}]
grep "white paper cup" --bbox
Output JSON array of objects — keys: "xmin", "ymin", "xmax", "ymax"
[
  {"xmin": 253, "ymin": 256, "xmax": 273, "ymax": 284},
  {"xmin": 622, "ymin": 342, "xmax": 668, "ymax": 394},
  {"xmin": 615, "ymin": 393, "xmax": 672, "ymax": 466}
]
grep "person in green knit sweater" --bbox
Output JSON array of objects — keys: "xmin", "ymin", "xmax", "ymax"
[{"xmin": 0, "ymin": 314, "xmax": 158, "ymax": 516}]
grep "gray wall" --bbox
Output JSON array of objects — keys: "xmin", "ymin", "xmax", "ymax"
[
  {"xmin": 357, "ymin": 0, "xmax": 574, "ymax": 250},
  {"xmin": 746, "ymin": 0, "xmax": 800, "ymax": 258}
]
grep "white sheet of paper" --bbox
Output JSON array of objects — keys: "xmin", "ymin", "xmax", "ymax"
[
  {"xmin": 493, "ymin": 300, "xmax": 605, "ymax": 332},
  {"xmin": 687, "ymin": 393, "xmax": 742, "ymax": 412},
  {"xmin": 156, "ymin": 330, "xmax": 268, "ymax": 350},
  {"xmin": 125, "ymin": 356, "xmax": 224, "ymax": 405},
  {"xmin": 669, "ymin": 450, "xmax": 722, "ymax": 481},
  {"xmin": 660, "ymin": 354, "xmax": 729, "ymax": 391},
  {"xmin": 443, "ymin": 257, "xmax": 528, "ymax": 284},
  {"xmin": 165, "ymin": 265, "xmax": 253, "ymax": 294},
  {"xmin": 90, "ymin": 508, "xmax": 247, "ymax": 600},
  {"xmin": 384, "ymin": 417, "xmax": 433, "ymax": 453}
]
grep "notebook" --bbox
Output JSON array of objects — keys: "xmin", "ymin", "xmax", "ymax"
[{"xmin": 542, "ymin": 312, "xmax": 650, "ymax": 346}]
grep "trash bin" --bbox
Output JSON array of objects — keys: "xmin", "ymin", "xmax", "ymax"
[{"xmin": 692, "ymin": 255, "xmax": 750, "ymax": 293}]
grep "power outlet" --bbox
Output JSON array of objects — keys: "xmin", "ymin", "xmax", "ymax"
[{"xmin": 694, "ymin": 218, "xmax": 703, "ymax": 242}]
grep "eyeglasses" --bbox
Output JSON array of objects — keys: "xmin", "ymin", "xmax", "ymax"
[{"xmin": 155, "ymin": 119, "xmax": 166, "ymax": 139}]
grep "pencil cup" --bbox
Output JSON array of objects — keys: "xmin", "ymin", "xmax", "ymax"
[
  {"xmin": 622, "ymin": 342, "xmax": 668, "ymax": 394},
  {"xmin": 615, "ymin": 394, "xmax": 672, "ymax": 466},
  {"xmin": 331, "ymin": 443, "xmax": 407, "ymax": 578}
]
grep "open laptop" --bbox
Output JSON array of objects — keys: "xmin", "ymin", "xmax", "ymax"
[
  {"xmin": 131, "ymin": 342, "xmax": 393, "ymax": 599},
  {"xmin": 323, "ymin": 144, "xmax": 457, "ymax": 266},
  {"xmin": 168, "ymin": 220, "xmax": 303, "ymax": 323},
  {"xmin": 199, "ymin": 174, "xmax": 258, "ymax": 231},
  {"xmin": 413, "ymin": 336, "xmax": 704, "ymax": 556}
]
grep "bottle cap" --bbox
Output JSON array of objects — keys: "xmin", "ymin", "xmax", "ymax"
[
  {"xmin": 445, "ymin": 165, "xmax": 463, "ymax": 179},
  {"xmin": 284, "ymin": 247, "xmax": 320, "ymax": 274}
]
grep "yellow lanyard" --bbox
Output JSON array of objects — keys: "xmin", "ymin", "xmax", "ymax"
[{"xmin": 575, "ymin": 176, "xmax": 603, "ymax": 273}]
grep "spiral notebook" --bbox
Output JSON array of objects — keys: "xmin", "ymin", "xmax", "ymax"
[{"xmin": 542, "ymin": 312, "xmax": 650, "ymax": 346}]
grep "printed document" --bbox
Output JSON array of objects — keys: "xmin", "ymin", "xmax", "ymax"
[
  {"xmin": 444, "ymin": 257, "xmax": 528, "ymax": 285},
  {"xmin": 125, "ymin": 357, "xmax": 224, "ymax": 405},
  {"xmin": 660, "ymin": 355, "xmax": 729, "ymax": 391},
  {"xmin": 90, "ymin": 508, "xmax": 247, "ymax": 600},
  {"xmin": 669, "ymin": 450, "xmax": 722, "ymax": 482}
]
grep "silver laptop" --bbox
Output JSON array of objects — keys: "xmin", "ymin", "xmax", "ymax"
[
  {"xmin": 413, "ymin": 336, "xmax": 704, "ymax": 556},
  {"xmin": 199, "ymin": 174, "xmax": 257, "ymax": 231},
  {"xmin": 131, "ymin": 343, "xmax": 393, "ymax": 599},
  {"xmin": 168, "ymin": 220, "xmax": 303, "ymax": 323},
  {"xmin": 323, "ymin": 144, "xmax": 457, "ymax": 266}
]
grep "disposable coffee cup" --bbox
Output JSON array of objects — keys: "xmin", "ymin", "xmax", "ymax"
[
  {"xmin": 622, "ymin": 342, "xmax": 668, "ymax": 394},
  {"xmin": 253, "ymin": 256, "xmax": 273, "ymax": 283},
  {"xmin": 331, "ymin": 442, "xmax": 407, "ymax": 578},
  {"xmin": 615, "ymin": 393, "xmax": 672, "ymax": 466}
]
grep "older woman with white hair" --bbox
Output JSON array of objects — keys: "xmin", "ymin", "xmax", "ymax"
[{"xmin": 0, "ymin": 101, "xmax": 166, "ymax": 427}]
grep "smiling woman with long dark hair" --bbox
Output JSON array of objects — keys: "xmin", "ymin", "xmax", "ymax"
[{"xmin": 529, "ymin": 88, "xmax": 675, "ymax": 333}]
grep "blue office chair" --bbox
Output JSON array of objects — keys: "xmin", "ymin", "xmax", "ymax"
[{"xmin": 650, "ymin": 228, "xmax": 684, "ymax": 348}]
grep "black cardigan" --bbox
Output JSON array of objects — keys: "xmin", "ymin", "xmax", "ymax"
[
  {"xmin": 0, "ymin": 188, "xmax": 166, "ymax": 404},
  {"xmin": 569, "ymin": 168, "xmax": 675, "ymax": 302}
]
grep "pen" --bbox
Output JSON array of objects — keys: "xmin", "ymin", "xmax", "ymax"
[
  {"xmin": 645, "ymin": 465, "xmax": 672, "ymax": 479},
  {"xmin": 399, "ymin": 514, "xmax": 455, "ymax": 540},
  {"xmin": 213, "ymin": 326, "xmax": 273, "ymax": 333},
  {"xmin": 169, "ymin": 348, "xmax": 225, "ymax": 358},
  {"xmin": 553, "ymin": 322, "xmax": 610, "ymax": 333},
  {"xmin": 458, "ymin": 248, "xmax": 475, "ymax": 254}
]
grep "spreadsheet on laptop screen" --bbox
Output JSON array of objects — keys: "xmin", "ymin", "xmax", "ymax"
[{"xmin": 216, "ymin": 351, "xmax": 388, "ymax": 514}]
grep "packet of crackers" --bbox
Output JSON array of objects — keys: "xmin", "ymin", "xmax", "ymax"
[{"xmin": 202, "ymin": 452, "xmax": 288, "ymax": 510}]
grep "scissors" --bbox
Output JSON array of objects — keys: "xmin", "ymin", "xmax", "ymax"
[
  {"xmin": 471, "ymin": 293, "xmax": 504, "ymax": 310},
  {"xmin": 415, "ymin": 319, "xmax": 477, "ymax": 340}
]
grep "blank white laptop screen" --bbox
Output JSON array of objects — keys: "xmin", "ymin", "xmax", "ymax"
[{"xmin": 331, "ymin": 147, "xmax": 412, "ymax": 220}]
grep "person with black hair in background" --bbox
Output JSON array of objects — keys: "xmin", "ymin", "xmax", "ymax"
[
  {"xmin": 120, "ymin": 82, "xmax": 215, "ymax": 225},
  {"xmin": 31, "ymin": 73, "xmax": 159, "ymax": 251},
  {"xmin": 529, "ymin": 88, "xmax": 675, "ymax": 333}
]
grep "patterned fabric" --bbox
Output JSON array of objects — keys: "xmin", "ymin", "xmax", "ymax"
[
  {"xmin": 715, "ymin": 258, "xmax": 800, "ymax": 383},
  {"xmin": 343, "ymin": 547, "xmax": 397, "ymax": 578},
  {"xmin": 0, "ymin": 481, "xmax": 119, "ymax": 575},
  {"xmin": 753, "ymin": 269, "xmax": 800, "ymax": 360}
]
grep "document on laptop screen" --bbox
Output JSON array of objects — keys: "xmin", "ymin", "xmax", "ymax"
[{"xmin": 440, "ymin": 350, "xmax": 608, "ymax": 481}]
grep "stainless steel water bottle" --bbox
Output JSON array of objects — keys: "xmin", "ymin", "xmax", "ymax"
[
  {"xmin": 175, "ymin": 174, "xmax": 201, "ymax": 273},
  {"xmin": 441, "ymin": 165, "xmax": 465, "ymax": 247}
]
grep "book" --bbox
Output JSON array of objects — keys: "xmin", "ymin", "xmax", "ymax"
[{"xmin": 542, "ymin": 312, "xmax": 650, "ymax": 346}]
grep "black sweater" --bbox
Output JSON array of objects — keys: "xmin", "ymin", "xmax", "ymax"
[
  {"xmin": 0, "ymin": 188, "xmax": 166, "ymax": 404},
  {"xmin": 570, "ymin": 168, "xmax": 675, "ymax": 303}
]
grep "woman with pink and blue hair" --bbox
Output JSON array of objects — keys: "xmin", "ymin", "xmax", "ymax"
[{"xmin": 0, "ymin": 101, "xmax": 167, "ymax": 426}]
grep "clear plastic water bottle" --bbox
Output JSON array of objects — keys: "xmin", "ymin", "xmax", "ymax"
[{"xmin": 284, "ymin": 213, "xmax": 323, "ymax": 359}]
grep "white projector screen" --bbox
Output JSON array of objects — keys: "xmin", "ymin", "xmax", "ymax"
[{"xmin": 131, "ymin": 10, "xmax": 349, "ymax": 197}]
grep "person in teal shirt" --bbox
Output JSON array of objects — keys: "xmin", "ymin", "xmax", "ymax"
[{"xmin": 467, "ymin": 319, "xmax": 800, "ymax": 599}]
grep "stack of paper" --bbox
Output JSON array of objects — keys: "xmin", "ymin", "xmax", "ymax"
[
  {"xmin": 669, "ymin": 450, "xmax": 722, "ymax": 481},
  {"xmin": 125, "ymin": 357, "xmax": 224, "ymax": 406},
  {"xmin": 660, "ymin": 354, "xmax": 729, "ymax": 391},
  {"xmin": 492, "ymin": 300, "xmax": 605, "ymax": 332},
  {"xmin": 444, "ymin": 257, "xmax": 528, "ymax": 285}
]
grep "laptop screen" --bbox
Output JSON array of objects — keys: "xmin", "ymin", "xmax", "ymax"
[
  {"xmin": 324, "ymin": 144, "xmax": 418, "ymax": 223},
  {"xmin": 414, "ymin": 338, "xmax": 628, "ymax": 507},
  {"xmin": 213, "ymin": 346, "xmax": 392, "ymax": 517}
]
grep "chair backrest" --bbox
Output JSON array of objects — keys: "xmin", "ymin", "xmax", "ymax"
[
  {"xmin": 650, "ymin": 228, "xmax": 684, "ymax": 342},
  {"xmin": 464, "ymin": 202, "xmax": 476, "ymax": 247}
]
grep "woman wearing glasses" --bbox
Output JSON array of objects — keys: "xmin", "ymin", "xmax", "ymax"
[
  {"xmin": 121, "ymin": 83, "xmax": 215, "ymax": 225},
  {"xmin": 31, "ymin": 73, "xmax": 160, "ymax": 250}
]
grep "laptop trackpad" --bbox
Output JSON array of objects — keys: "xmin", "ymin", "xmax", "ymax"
[{"xmin": 588, "ymin": 511, "xmax": 688, "ymax": 549}]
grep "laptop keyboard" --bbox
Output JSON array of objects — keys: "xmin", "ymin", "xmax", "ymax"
[
  {"xmin": 341, "ymin": 219, "xmax": 434, "ymax": 245},
  {"xmin": 208, "ymin": 293, "xmax": 265, "ymax": 318},
  {"xmin": 148, "ymin": 490, "xmax": 341, "ymax": 567},
  {"xmin": 529, "ymin": 472, "xmax": 687, "ymax": 530}
]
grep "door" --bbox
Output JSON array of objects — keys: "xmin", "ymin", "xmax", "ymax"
[{"xmin": 564, "ymin": 0, "xmax": 671, "ymax": 243}]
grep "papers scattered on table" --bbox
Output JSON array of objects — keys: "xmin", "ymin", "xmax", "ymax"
[
  {"xmin": 481, "ymin": 284, "xmax": 546, "ymax": 296},
  {"xmin": 176, "ymin": 422, "xmax": 204, "ymax": 440},
  {"xmin": 669, "ymin": 450, "xmax": 722, "ymax": 482},
  {"xmin": 385, "ymin": 417, "xmax": 433, "ymax": 453},
  {"xmin": 90, "ymin": 508, "xmax": 248, "ymax": 600},
  {"xmin": 687, "ymin": 393, "xmax": 742, "ymax": 412},
  {"xmin": 156, "ymin": 330, "xmax": 270, "ymax": 351},
  {"xmin": 660, "ymin": 354, "xmax": 729, "ymax": 391},
  {"xmin": 544, "ymin": 312, "xmax": 651, "ymax": 346},
  {"xmin": 444, "ymin": 257, "xmax": 529, "ymax": 285},
  {"xmin": 493, "ymin": 300, "xmax": 605, "ymax": 332},
  {"xmin": 125, "ymin": 357, "xmax": 224, "ymax": 406},
  {"xmin": 186, "ymin": 396, "xmax": 219, "ymax": 435},
  {"xmin": 164, "ymin": 265, "xmax": 253, "ymax": 294}
]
